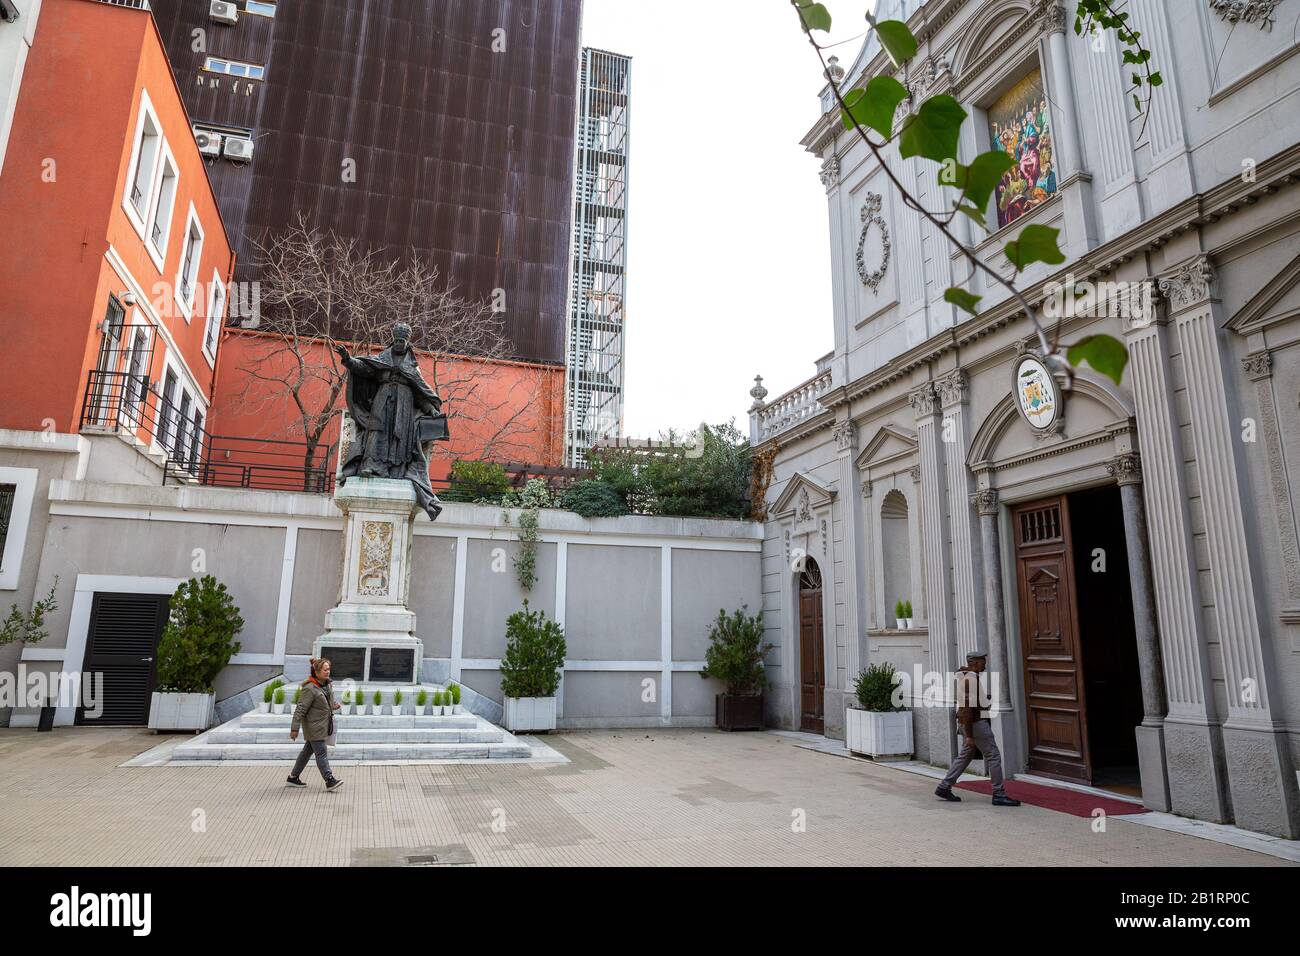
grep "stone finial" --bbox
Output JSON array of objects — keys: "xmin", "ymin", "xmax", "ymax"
[
  {"xmin": 749, "ymin": 374, "xmax": 769, "ymax": 411},
  {"xmin": 824, "ymin": 55, "xmax": 845, "ymax": 85}
]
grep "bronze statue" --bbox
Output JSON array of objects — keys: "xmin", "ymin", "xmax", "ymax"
[{"xmin": 334, "ymin": 323, "xmax": 448, "ymax": 520}]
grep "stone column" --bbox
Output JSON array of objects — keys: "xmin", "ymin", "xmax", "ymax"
[
  {"xmin": 1121, "ymin": 277, "xmax": 1230, "ymax": 824},
  {"xmin": 1106, "ymin": 452, "xmax": 1172, "ymax": 811},
  {"xmin": 972, "ymin": 486, "xmax": 1023, "ymax": 774},
  {"xmin": 833, "ymin": 419, "xmax": 865, "ymax": 697},
  {"xmin": 910, "ymin": 382, "xmax": 956, "ymax": 765},
  {"xmin": 1040, "ymin": 3, "xmax": 1080, "ymax": 178},
  {"xmin": 937, "ymin": 369, "xmax": 984, "ymax": 663},
  {"xmin": 1162, "ymin": 257, "xmax": 1300, "ymax": 837}
]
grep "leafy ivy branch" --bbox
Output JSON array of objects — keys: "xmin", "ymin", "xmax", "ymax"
[
  {"xmin": 792, "ymin": 1, "xmax": 1144, "ymax": 386},
  {"xmin": 1075, "ymin": 0, "xmax": 1162, "ymax": 143}
]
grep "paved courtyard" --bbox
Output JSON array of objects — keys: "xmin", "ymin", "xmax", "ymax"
[{"xmin": 0, "ymin": 727, "xmax": 1290, "ymax": 866}]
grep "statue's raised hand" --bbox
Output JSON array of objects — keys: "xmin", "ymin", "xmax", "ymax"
[{"xmin": 333, "ymin": 343, "xmax": 350, "ymax": 363}]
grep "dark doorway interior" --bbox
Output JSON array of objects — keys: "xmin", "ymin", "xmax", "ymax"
[
  {"xmin": 798, "ymin": 560, "xmax": 825, "ymax": 735},
  {"xmin": 1068, "ymin": 485, "xmax": 1144, "ymax": 795}
]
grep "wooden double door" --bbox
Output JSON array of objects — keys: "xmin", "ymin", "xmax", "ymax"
[
  {"xmin": 798, "ymin": 560, "xmax": 825, "ymax": 734},
  {"xmin": 1012, "ymin": 497, "xmax": 1092, "ymax": 781}
]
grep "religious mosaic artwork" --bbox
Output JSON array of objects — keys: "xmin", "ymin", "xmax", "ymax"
[
  {"xmin": 990, "ymin": 70, "xmax": 1058, "ymax": 229},
  {"xmin": 358, "ymin": 520, "xmax": 394, "ymax": 596}
]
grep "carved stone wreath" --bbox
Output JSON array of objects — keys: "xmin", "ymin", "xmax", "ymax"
[{"xmin": 856, "ymin": 192, "xmax": 891, "ymax": 293}]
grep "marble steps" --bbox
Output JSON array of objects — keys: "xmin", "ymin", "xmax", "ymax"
[
  {"xmin": 205, "ymin": 727, "xmax": 504, "ymax": 745},
  {"xmin": 241, "ymin": 713, "xmax": 478, "ymax": 730},
  {"xmin": 171, "ymin": 741, "xmax": 531, "ymax": 761}
]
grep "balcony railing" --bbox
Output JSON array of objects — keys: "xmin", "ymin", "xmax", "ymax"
[
  {"xmin": 754, "ymin": 368, "xmax": 834, "ymax": 441},
  {"xmin": 80, "ymin": 370, "xmax": 336, "ymax": 494}
]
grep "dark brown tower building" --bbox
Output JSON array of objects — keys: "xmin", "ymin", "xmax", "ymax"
[{"xmin": 150, "ymin": 0, "xmax": 582, "ymax": 365}]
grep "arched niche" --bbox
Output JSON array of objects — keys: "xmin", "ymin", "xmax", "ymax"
[{"xmin": 880, "ymin": 489, "xmax": 913, "ymax": 625}]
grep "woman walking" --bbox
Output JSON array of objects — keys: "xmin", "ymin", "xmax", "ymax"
[{"xmin": 287, "ymin": 657, "xmax": 344, "ymax": 792}]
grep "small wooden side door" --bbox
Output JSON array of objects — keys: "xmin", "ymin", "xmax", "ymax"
[
  {"xmin": 1013, "ymin": 497, "xmax": 1091, "ymax": 781},
  {"xmin": 798, "ymin": 562, "xmax": 825, "ymax": 734},
  {"xmin": 77, "ymin": 592, "xmax": 170, "ymax": 726}
]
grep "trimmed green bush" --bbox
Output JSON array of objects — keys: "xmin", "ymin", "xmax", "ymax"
[
  {"xmin": 500, "ymin": 601, "xmax": 567, "ymax": 698},
  {"xmin": 442, "ymin": 460, "xmax": 511, "ymax": 502},
  {"xmin": 273, "ymin": 687, "xmax": 285, "ymax": 704},
  {"xmin": 854, "ymin": 662, "xmax": 903, "ymax": 713},
  {"xmin": 562, "ymin": 479, "xmax": 630, "ymax": 518},
  {"xmin": 700, "ymin": 606, "xmax": 770, "ymax": 696},
  {"xmin": 155, "ymin": 576, "xmax": 244, "ymax": 693}
]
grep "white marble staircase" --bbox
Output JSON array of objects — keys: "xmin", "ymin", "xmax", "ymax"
[{"xmin": 171, "ymin": 710, "xmax": 533, "ymax": 763}]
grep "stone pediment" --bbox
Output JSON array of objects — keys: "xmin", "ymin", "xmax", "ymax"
[
  {"xmin": 770, "ymin": 471, "xmax": 837, "ymax": 520},
  {"xmin": 1225, "ymin": 250, "xmax": 1300, "ymax": 335},
  {"xmin": 855, "ymin": 423, "xmax": 918, "ymax": 472}
]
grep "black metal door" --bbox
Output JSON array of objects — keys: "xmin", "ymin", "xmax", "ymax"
[{"xmin": 77, "ymin": 593, "xmax": 170, "ymax": 726}]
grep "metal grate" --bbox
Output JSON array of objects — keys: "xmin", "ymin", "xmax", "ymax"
[
  {"xmin": 1018, "ymin": 505, "xmax": 1062, "ymax": 545},
  {"xmin": 0, "ymin": 484, "xmax": 14, "ymax": 563}
]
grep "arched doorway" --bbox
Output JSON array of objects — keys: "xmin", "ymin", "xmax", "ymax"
[{"xmin": 798, "ymin": 559, "xmax": 825, "ymax": 734}]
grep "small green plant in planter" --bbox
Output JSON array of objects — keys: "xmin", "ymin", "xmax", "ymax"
[
  {"xmin": 437, "ymin": 690, "xmax": 449, "ymax": 714},
  {"xmin": 853, "ymin": 662, "xmax": 904, "ymax": 713},
  {"xmin": 902, "ymin": 600, "xmax": 914, "ymax": 629},
  {"xmin": 292, "ymin": 686, "xmax": 302, "ymax": 706},
  {"xmin": 372, "ymin": 689, "xmax": 383, "ymax": 714},
  {"xmin": 894, "ymin": 600, "xmax": 907, "ymax": 629},
  {"xmin": 700, "ymin": 606, "xmax": 770, "ymax": 731},
  {"xmin": 449, "ymin": 681, "xmax": 462, "ymax": 712},
  {"xmin": 273, "ymin": 687, "xmax": 286, "ymax": 714},
  {"xmin": 393, "ymin": 688, "xmax": 404, "ymax": 714},
  {"xmin": 415, "ymin": 688, "xmax": 428, "ymax": 715},
  {"xmin": 500, "ymin": 601, "xmax": 566, "ymax": 732},
  {"xmin": 261, "ymin": 682, "xmax": 276, "ymax": 712},
  {"xmin": 341, "ymin": 690, "xmax": 353, "ymax": 714},
  {"xmin": 151, "ymin": 576, "xmax": 244, "ymax": 729}
]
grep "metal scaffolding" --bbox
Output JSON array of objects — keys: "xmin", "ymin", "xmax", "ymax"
[{"xmin": 564, "ymin": 47, "xmax": 631, "ymax": 468}]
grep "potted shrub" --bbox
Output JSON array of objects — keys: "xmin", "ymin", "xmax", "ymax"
[
  {"xmin": 393, "ymin": 688, "xmax": 404, "ymax": 715},
  {"xmin": 700, "ymin": 606, "xmax": 770, "ymax": 731},
  {"xmin": 259, "ymin": 683, "xmax": 274, "ymax": 714},
  {"xmin": 500, "ymin": 600, "xmax": 566, "ymax": 733},
  {"xmin": 449, "ymin": 682, "xmax": 463, "ymax": 714},
  {"xmin": 354, "ymin": 689, "xmax": 367, "ymax": 716},
  {"xmin": 372, "ymin": 689, "xmax": 384, "ymax": 715},
  {"xmin": 846, "ymin": 662, "xmax": 913, "ymax": 760},
  {"xmin": 903, "ymin": 600, "xmax": 914, "ymax": 630},
  {"xmin": 272, "ymin": 687, "xmax": 287, "ymax": 715},
  {"xmin": 415, "ymin": 689, "xmax": 428, "ymax": 716},
  {"xmin": 436, "ymin": 690, "xmax": 447, "ymax": 715},
  {"xmin": 148, "ymin": 576, "xmax": 244, "ymax": 732},
  {"xmin": 894, "ymin": 600, "xmax": 907, "ymax": 630}
]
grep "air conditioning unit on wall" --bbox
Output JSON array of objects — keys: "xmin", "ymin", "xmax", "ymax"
[
  {"xmin": 223, "ymin": 137, "xmax": 255, "ymax": 162},
  {"xmin": 194, "ymin": 129, "xmax": 223, "ymax": 157},
  {"xmin": 210, "ymin": 0, "xmax": 238, "ymax": 26}
]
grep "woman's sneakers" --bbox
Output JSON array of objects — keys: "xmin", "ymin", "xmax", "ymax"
[
  {"xmin": 286, "ymin": 776, "xmax": 306, "ymax": 788},
  {"xmin": 326, "ymin": 778, "xmax": 345, "ymax": 792}
]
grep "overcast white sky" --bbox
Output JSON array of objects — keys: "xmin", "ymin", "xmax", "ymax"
[{"xmin": 580, "ymin": 0, "xmax": 874, "ymax": 438}]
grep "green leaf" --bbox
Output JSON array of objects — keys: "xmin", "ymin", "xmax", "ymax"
[
  {"xmin": 1149, "ymin": 72, "xmax": 1163, "ymax": 86},
  {"xmin": 898, "ymin": 94, "xmax": 967, "ymax": 163},
  {"xmin": 1067, "ymin": 334, "xmax": 1129, "ymax": 386},
  {"xmin": 1004, "ymin": 224, "xmax": 1066, "ymax": 271},
  {"xmin": 841, "ymin": 76, "xmax": 908, "ymax": 138},
  {"xmin": 944, "ymin": 287, "xmax": 981, "ymax": 316},
  {"xmin": 945, "ymin": 150, "xmax": 1014, "ymax": 212},
  {"xmin": 796, "ymin": 1, "xmax": 832, "ymax": 33},
  {"xmin": 874, "ymin": 19, "xmax": 918, "ymax": 67}
]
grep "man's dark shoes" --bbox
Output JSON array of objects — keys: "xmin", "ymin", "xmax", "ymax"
[
  {"xmin": 286, "ymin": 776, "xmax": 306, "ymax": 788},
  {"xmin": 992, "ymin": 794, "xmax": 1022, "ymax": 807},
  {"xmin": 326, "ymin": 778, "xmax": 345, "ymax": 792},
  {"xmin": 935, "ymin": 786, "xmax": 961, "ymax": 802}
]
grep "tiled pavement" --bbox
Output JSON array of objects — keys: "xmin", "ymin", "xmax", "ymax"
[{"xmin": 0, "ymin": 726, "xmax": 1290, "ymax": 866}]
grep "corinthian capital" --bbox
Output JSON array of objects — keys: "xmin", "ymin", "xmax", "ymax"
[
  {"xmin": 971, "ymin": 488, "xmax": 999, "ymax": 516},
  {"xmin": 1241, "ymin": 351, "xmax": 1273, "ymax": 381},
  {"xmin": 936, "ymin": 369, "xmax": 969, "ymax": 408},
  {"xmin": 1105, "ymin": 452, "xmax": 1143, "ymax": 487},
  {"xmin": 1038, "ymin": 1, "xmax": 1068, "ymax": 35},
  {"xmin": 908, "ymin": 383, "xmax": 940, "ymax": 419},
  {"xmin": 1157, "ymin": 255, "xmax": 1214, "ymax": 314}
]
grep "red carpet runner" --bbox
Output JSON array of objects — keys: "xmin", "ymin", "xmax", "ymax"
[{"xmin": 955, "ymin": 779, "xmax": 1150, "ymax": 817}]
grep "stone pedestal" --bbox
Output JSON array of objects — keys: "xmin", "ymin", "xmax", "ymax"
[{"xmin": 313, "ymin": 477, "xmax": 423, "ymax": 683}]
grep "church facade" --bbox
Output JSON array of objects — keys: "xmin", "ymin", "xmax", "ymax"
[{"xmin": 752, "ymin": 0, "xmax": 1300, "ymax": 838}]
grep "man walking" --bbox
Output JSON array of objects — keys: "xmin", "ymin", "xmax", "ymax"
[{"xmin": 935, "ymin": 652, "xmax": 1020, "ymax": 806}]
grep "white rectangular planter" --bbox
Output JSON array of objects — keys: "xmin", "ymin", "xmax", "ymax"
[
  {"xmin": 148, "ymin": 692, "xmax": 215, "ymax": 732},
  {"xmin": 845, "ymin": 707, "xmax": 913, "ymax": 760},
  {"xmin": 504, "ymin": 696, "xmax": 556, "ymax": 733}
]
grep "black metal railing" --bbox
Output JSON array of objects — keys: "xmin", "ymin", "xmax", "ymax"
[{"xmin": 80, "ymin": 371, "xmax": 335, "ymax": 494}]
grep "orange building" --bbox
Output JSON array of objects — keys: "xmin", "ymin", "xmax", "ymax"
[
  {"xmin": 208, "ymin": 330, "xmax": 566, "ymax": 485},
  {"xmin": 0, "ymin": 0, "xmax": 234, "ymax": 466}
]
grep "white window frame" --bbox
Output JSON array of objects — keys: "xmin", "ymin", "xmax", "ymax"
[
  {"xmin": 146, "ymin": 144, "xmax": 180, "ymax": 272},
  {"xmin": 202, "ymin": 56, "xmax": 266, "ymax": 81},
  {"xmin": 202, "ymin": 269, "xmax": 226, "ymax": 367},
  {"xmin": 0, "ymin": 467, "xmax": 38, "ymax": 591},
  {"xmin": 121, "ymin": 89, "xmax": 163, "ymax": 243},
  {"xmin": 174, "ymin": 203, "xmax": 205, "ymax": 321}
]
